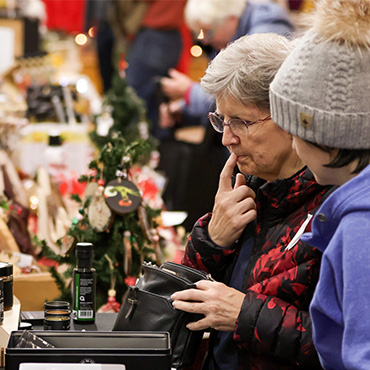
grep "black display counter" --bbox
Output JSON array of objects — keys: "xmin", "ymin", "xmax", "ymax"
[{"xmin": 4, "ymin": 313, "xmax": 172, "ymax": 370}]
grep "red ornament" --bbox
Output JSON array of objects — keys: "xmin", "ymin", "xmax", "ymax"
[
  {"xmin": 124, "ymin": 276, "xmax": 137, "ymax": 286},
  {"xmin": 97, "ymin": 289, "xmax": 121, "ymax": 313}
]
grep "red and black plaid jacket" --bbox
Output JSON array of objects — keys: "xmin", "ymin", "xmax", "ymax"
[{"xmin": 182, "ymin": 167, "xmax": 330, "ymax": 370}]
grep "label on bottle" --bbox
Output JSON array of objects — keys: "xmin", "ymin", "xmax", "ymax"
[{"xmin": 72, "ymin": 270, "xmax": 96, "ymax": 322}]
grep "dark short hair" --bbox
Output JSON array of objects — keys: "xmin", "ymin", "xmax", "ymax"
[
  {"xmin": 326, "ymin": 149, "xmax": 370, "ymax": 173},
  {"xmin": 311, "ymin": 143, "xmax": 370, "ymax": 174}
]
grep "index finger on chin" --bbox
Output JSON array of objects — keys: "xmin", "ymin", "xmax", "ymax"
[{"xmin": 218, "ymin": 153, "xmax": 237, "ymax": 192}]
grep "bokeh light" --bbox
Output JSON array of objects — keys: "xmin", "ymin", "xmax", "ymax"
[
  {"xmin": 88, "ymin": 27, "xmax": 97, "ymax": 38},
  {"xmin": 30, "ymin": 196, "xmax": 39, "ymax": 210},
  {"xmin": 190, "ymin": 45, "xmax": 203, "ymax": 58},
  {"xmin": 75, "ymin": 33, "xmax": 88, "ymax": 46},
  {"xmin": 76, "ymin": 78, "xmax": 88, "ymax": 94},
  {"xmin": 59, "ymin": 77, "xmax": 69, "ymax": 87}
]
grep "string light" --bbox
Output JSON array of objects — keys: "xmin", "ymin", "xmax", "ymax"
[
  {"xmin": 190, "ymin": 45, "xmax": 203, "ymax": 58},
  {"xmin": 30, "ymin": 196, "xmax": 39, "ymax": 210},
  {"xmin": 76, "ymin": 78, "xmax": 88, "ymax": 94},
  {"xmin": 88, "ymin": 27, "xmax": 97, "ymax": 38},
  {"xmin": 75, "ymin": 33, "xmax": 88, "ymax": 46}
]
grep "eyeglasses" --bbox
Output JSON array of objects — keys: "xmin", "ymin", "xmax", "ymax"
[{"xmin": 208, "ymin": 111, "xmax": 271, "ymax": 134}]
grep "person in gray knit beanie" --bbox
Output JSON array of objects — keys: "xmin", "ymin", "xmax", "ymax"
[
  {"xmin": 270, "ymin": 0, "xmax": 370, "ymax": 150},
  {"xmin": 270, "ymin": 1, "xmax": 370, "ymax": 369}
]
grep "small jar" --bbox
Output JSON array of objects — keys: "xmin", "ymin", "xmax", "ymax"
[
  {"xmin": 0, "ymin": 262, "xmax": 13, "ymax": 310},
  {"xmin": 44, "ymin": 301, "xmax": 70, "ymax": 311},
  {"xmin": 44, "ymin": 301, "xmax": 70, "ymax": 330},
  {"xmin": 44, "ymin": 316, "xmax": 70, "ymax": 330}
]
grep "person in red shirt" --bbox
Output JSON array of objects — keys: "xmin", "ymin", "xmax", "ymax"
[{"xmin": 125, "ymin": 0, "xmax": 188, "ymax": 140}]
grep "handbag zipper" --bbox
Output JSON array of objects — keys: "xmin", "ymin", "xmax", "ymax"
[
  {"xmin": 162, "ymin": 261, "xmax": 215, "ymax": 281},
  {"xmin": 143, "ymin": 262, "xmax": 195, "ymax": 285}
]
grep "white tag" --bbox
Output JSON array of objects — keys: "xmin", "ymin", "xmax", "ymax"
[
  {"xmin": 13, "ymin": 252, "xmax": 34, "ymax": 268},
  {"xmin": 285, "ymin": 214, "xmax": 313, "ymax": 251}
]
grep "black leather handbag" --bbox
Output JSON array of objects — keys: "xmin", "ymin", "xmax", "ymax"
[{"xmin": 113, "ymin": 261, "xmax": 213, "ymax": 369}]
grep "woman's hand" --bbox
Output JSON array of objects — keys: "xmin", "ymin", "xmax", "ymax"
[
  {"xmin": 159, "ymin": 100, "xmax": 183, "ymax": 128},
  {"xmin": 171, "ymin": 280, "xmax": 245, "ymax": 331},
  {"xmin": 159, "ymin": 103, "xmax": 176, "ymax": 128},
  {"xmin": 208, "ymin": 153, "xmax": 257, "ymax": 247},
  {"xmin": 161, "ymin": 69, "xmax": 194, "ymax": 100}
]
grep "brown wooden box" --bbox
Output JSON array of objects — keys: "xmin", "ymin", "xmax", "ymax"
[{"xmin": 13, "ymin": 272, "xmax": 59, "ymax": 311}]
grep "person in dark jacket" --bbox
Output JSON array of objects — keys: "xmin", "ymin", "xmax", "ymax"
[{"xmin": 171, "ymin": 33, "xmax": 331, "ymax": 370}]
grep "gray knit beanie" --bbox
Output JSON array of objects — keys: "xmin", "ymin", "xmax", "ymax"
[{"xmin": 270, "ymin": 0, "xmax": 370, "ymax": 149}]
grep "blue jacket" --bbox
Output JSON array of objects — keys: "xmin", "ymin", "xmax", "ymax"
[
  {"xmin": 302, "ymin": 164, "xmax": 370, "ymax": 370},
  {"xmin": 183, "ymin": 1, "xmax": 295, "ymax": 124}
]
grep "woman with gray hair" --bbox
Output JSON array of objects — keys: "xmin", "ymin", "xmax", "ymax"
[
  {"xmin": 160, "ymin": 0, "xmax": 294, "ymax": 127},
  {"xmin": 171, "ymin": 33, "xmax": 332, "ymax": 370},
  {"xmin": 185, "ymin": 0, "xmax": 247, "ymax": 50}
]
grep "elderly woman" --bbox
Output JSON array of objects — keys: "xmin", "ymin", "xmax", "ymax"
[{"xmin": 171, "ymin": 33, "xmax": 331, "ymax": 370}]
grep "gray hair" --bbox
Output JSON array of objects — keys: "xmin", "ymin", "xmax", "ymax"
[
  {"xmin": 185, "ymin": 0, "xmax": 246, "ymax": 32},
  {"xmin": 201, "ymin": 33, "xmax": 295, "ymax": 111}
]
